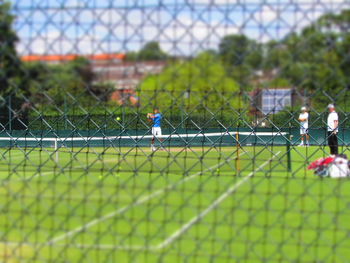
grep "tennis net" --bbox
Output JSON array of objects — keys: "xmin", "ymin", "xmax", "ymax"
[
  {"xmin": 0, "ymin": 131, "xmax": 291, "ymax": 174},
  {"xmin": 0, "ymin": 131, "xmax": 289, "ymax": 148}
]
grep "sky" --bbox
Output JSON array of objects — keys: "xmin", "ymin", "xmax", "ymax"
[{"xmin": 11, "ymin": 0, "xmax": 350, "ymax": 56}]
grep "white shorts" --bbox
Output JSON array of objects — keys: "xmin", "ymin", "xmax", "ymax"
[
  {"xmin": 152, "ymin": 127, "xmax": 162, "ymax": 137},
  {"xmin": 300, "ymin": 127, "xmax": 308, "ymax": 135}
]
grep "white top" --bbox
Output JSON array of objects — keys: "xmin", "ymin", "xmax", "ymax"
[
  {"xmin": 327, "ymin": 111, "xmax": 338, "ymax": 132},
  {"xmin": 299, "ymin": 112, "xmax": 309, "ymax": 129}
]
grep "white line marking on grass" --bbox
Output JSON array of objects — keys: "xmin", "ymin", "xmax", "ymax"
[
  {"xmin": 47, "ymin": 152, "xmax": 245, "ymax": 245},
  {"xmin": 155, "ymin": 151, "xmax": 281, "ymax": 250},
  {"xmin": 1, "ymin": 156, "xmax": 121, "ymax": 183},
  {"xmin": 3, "ymin": 162, "xmax": 79, "ymax": 182},
  {"xmin": 0, "ymin": 155, "xmax": 138, "ymax": 189},
  {"xmin": 0, "ymin": 151, "xmax": 41, "ymax": 163},
  {"xmin": 0, "ymin": 170, "xmax": 58, "ymax": 188},
  {"xmin": 0, "ymin": 132, "xmax": 287, "ymax": 142},
  {"xmin": 2, "ymin": 151, "xmax": 280, "ymax": 251},
  {"xmin": 44, "ymin": 151, "xmax": 280, "ymax": 251}
]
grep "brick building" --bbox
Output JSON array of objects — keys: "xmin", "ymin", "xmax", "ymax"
[{"xmin": 21, "ymin": 54, "xmax": 167, "ymax": 106}]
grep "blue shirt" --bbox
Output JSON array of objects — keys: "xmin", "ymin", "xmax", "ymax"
[{"xmin": 152, "ymin": 113, "xmax": 162, "ymax": 127}]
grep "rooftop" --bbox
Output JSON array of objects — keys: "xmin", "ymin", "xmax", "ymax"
[{"xmin": 21, "ymin": 53, "xmax": 126, "ymax": 62}]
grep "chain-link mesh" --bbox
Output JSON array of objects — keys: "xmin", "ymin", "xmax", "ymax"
[{"xmin": 1, "ymin": 0, "xmax": 350, "ymax": 262}]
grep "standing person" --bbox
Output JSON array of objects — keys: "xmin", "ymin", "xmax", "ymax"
[
  {"xmin": 147, "ymin": 108, "xmax": 162, "ymax": 151},
  {"xmin": 327, "ymin": 104, "xmax": 339, "ymax": 156},
  {"xmin": 298, "ymin": 106, "xmax": 310, "ymax": 146}
]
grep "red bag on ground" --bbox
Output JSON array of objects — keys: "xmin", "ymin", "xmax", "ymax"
[{"xmin": 308, "ymin": 157, "xmax": 334, "ymax": 170}]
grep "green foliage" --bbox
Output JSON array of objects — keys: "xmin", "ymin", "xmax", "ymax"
[
  {"xmin": 266, "ymin": 107, "xmax": 298, "ymax": 128},
  {"xmin": 0, "ymin": 1, "xmax": 29, "ymax": 129},
  {"xmin": 248, "ymin": 9, "xmax": 350, "ymax": 113},
  {"xmin": 4, "ymin": 2, "xmax": 350, "ymax": 130},
  {"xmin": 267, "ymin": 77, "xmax": 291, "ymax": 88},
  {"xmin": 263, "ymin": 41, "xmax": 291, "ymax": 70},
  {"xmin": 0, "ymin": 1, "xmax": 22, "ymax": 94},
  {"xmin": 0, "ymin": 2, "xmax": 21, "ymax": 92},
  {"xmin": 139, "ymin": 52, "xmax": 244, "ymax": 118},
  {"xmin": 219, "ymin": 35, "xmax": 262, "ymax": 68},
  {"xmin": 126, "ymin": 41, "xmax": 168, "ymax": 61},
  {"xmin": 24, "ymin": 58, "xmax": 112, "ymax": 114},
  {"xmin": 219, "ymin": 34, "xmax": 263, "ymax": 88}
]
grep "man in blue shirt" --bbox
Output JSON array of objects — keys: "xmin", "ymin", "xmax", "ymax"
[{"xmin": 147, "ymin": 108, "xmax": 162, "ymax": 151}]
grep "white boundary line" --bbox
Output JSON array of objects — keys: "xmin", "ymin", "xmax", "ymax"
[
  {"xmin": 155, "ymin": 151, "xmax": 281, "ymax": 250},
  {"xmin": 0, "ymin": 132, "xmax": 287, "ymax": 142},
  {"xmin": 1, "ymin": 152, "xmax": 173, "ymax": 187},
  {"xmin": 0, "ymin": 151, "xmax": 42, "ymax": 162},
  {"xmin": 1, "ymin": 155, "xmax": 122, "ymax": 182},
  {"xmin": 66, "ymin": 151, "xmax": 281, "ymax": 251},
  {"xmin": 2, "ymin": 151, "xmax": 279, "ymax": 251},
  {"xmin": 47, "ymin": 152, "xmax": 245, "ymax": 245}
]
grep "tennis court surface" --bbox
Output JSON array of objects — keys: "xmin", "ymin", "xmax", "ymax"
[
  {"xmin": 0, "ymin": 132, "xmax": 349, "ymax": 262},
  {"xmin": 3, "ymin": 0, "xmax": 350, "ymax": 262}
]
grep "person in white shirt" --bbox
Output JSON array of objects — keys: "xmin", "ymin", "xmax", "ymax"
[
  {"xmin": 298, "ymin": 106, "xmax": 309, "ymax": 146},
  {"xmin": 327, "ymin": 104, "xmax": 339, "ymax": 156}
]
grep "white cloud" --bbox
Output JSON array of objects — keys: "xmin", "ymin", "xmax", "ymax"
[
  {"xmin": 292, "ymin": 0, "xmax": 346, "ymax": 3},
  {"xmin": 158, "ymin": 17, "xmax": 238, "ymax": 55},
  {"xmin": 65, "ymin": 0, "xmax": 86, "ymax": 8},
  {"xmin": 15, "ymin": 0, "xmax": 350, "ymax": 55},
  {"xmin": 254, "ymin": 5, "xmax": 278, "ymax": 24},
  {"xmin": 187, "ymin": 0, "xmax": 239, "ymax": 4},
  {"xmin": 174, "ymin": 0, "xmax": 348, "ymax": 5},
  {"xmin": 18, "ymin": 31, "xmax": 72, "ymax": 54}
]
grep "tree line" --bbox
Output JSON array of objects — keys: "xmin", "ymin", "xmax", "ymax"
[{"xmin": 1, "ymin": 0, "xmax": 350, "ymax": 130}]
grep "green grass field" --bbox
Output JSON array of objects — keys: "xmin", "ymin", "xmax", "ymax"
[{"xmin": 0, "ymin": 145, "xmax": 349, "ymax": 263}]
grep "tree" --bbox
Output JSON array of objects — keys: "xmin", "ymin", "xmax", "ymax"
[
  {"xmin": 139, "ymin": 51, "xmax": 246, "ymax": 127},
  {"xmin": 0, "ymin": 1, "xmax": 28, "ymax": 129},
  {"xmin": 0, "ymin": 2, "xmax": 21, "ymax": 90},
  {"xmin": 126, "ymin": 41, "xmax": 168, "ymax": 61},
  {"xmin": 252, "ymin": 10, "xmax": 350, "ymax": 112},
  {"xmin": 319, "ymin": 10, "xmax": 350, "ymax": 82},
  {"xmin": 24, "ymin": 57, "xmax": 112, "ymax": 114},
  {"xmin": 277, "ymin": 11, "xmax": 350, "ymax": 110},
  {"xmin": 263, "ymin": 41, "xmax": 291, "ymax": 70},
  {"xmin": 219, "ymin": 34, "xmax": 263, "ymax": 88}
]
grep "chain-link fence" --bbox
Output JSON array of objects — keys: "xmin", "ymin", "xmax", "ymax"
[{"xmin": 1, "ymin": 0, "xmax": 350, "ymax": 262}]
